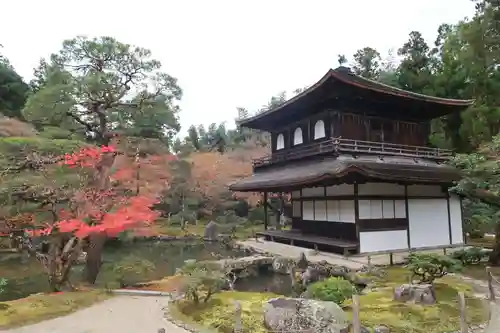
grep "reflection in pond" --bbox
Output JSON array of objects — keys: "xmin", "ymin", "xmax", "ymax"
[
  {"xmin": 0, "ymin": 241, "xmax": 247, "ymax": 301},
  {"xmin": 234, "ymin": 268, "xmax": 294, "ymax": 296}
]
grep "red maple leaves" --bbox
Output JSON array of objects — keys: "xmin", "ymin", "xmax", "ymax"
[
  {"xmin": 27, "ymin": 145, "xmax": 160, "ymax": 239},
  {"xmin": 61, "ymin": 146, "xmax": 117, "ymax": 168}
]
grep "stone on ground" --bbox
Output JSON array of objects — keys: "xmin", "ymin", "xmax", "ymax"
[
  {"xmin": 393, "ymin": 283, "xmax": 436, "ymax": 304},
  {"xmin": 263, "ymin": 297, "xmax": 349, "ymax": 333}
]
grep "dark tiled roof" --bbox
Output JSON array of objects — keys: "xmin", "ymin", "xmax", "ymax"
[
  {"xmin": 237, "ymin": 67, "xmax": 474, "ymax": 129},
  {"xmin": 228, "ymin": 154, "xmax": 460, "ymax": 192}
]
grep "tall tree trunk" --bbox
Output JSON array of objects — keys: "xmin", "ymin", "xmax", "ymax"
[
  {"xmin": 83, "ymin": 233, "xmax": 106, "ymax": 284},
  {"xmin": 83, "ymin": 151, "xmax": 116, "ymax": 284}
]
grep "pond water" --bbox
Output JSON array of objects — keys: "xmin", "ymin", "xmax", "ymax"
[
  {"xmin": 234, "ymin": 267, "xmax": 294, "ymax": 296},
  {"xmin": 0, "ymin": 241, "xmax": 247, "ymax": 301}
]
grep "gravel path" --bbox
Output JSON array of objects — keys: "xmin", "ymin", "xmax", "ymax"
[{"xmin": 1, "ymin": 296, "xmax": 190, "ymax": 333}]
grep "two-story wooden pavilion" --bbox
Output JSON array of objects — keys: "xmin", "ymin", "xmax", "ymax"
[{"xmin": 229, "ymin": 66, "xmax": 474, "ymax": 256}]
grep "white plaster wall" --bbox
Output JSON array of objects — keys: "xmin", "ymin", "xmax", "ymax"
[
  {"xmin": 408, "ymin": 198, "xmax": 449, "ymax": 248},
  {"xmin": 360, "ymin": 230, "xmax": 408, "ymax": 253},
  {"xmin": 407, "ymin": 185, "xmax": 445, "ymax": 197},
  {"xmin": 449, "ymin": 194, "xmax": 464, "ymax": 244},
  {"xmin": 326, "ymin": 184, "xmax": 354, "ymax": 196},
  {"xmin": 292, "ymin": 190, "xmax": 301, "ymax": 198},
  {"xmin": 358, "ymin": 183, "xmax": 405, "ymax": 196},
  {"xmin": 302, "ymin": 187, "xmax": 324, "ymax": 197}
]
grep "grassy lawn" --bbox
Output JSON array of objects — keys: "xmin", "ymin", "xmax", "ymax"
[
  {"xmin": 349, "ymin": 267, "xmax": 487, "ymax": 333},
  {"xmin": 0, "ymin": 290, "xmax": 112, "ymax": 329},
  {"xmin": 171, "ymin": 291, "xmax": 277, "ymax": 333},
  {"xmin": 171, "ymin": 267, "xmax": 489, "ymax": 333},
  {"xmin": 461, "ymin": 263, "xmax": 500, "ymax": 281}
]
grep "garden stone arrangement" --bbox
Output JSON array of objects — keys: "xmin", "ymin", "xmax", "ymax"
[
  {"xmin": 169, "ymin": 246, "xmax": 494, "ymax": 333},
  {"xmin": 263, "ymin": 297, "xmax": 349, "ymax": 333}
]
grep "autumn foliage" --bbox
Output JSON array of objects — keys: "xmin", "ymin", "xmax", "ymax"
[{"xmin": 26, "ymin": 145, "xmax": 161, "ymax": 239}]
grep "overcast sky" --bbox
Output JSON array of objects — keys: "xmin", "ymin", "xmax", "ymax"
[{"xmin": 1, "ymin": 0, "xmax": 475, "ymax": 135}]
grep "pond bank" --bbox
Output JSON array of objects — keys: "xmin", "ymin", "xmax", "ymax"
[
  {"xmin": 236, "ymin": 239, "xmax": 469, "ymax": 268},
  {"xmin": 0, "ymin": 241, "xmax": 247, "ymax": 301}
]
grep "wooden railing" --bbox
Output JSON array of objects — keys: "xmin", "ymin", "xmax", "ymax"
[{"xmin": 252, "ymin": 137, "xmax": 453, "ymax": 169}]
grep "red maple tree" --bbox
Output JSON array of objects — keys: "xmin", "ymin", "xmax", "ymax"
[{"xmin": 23, "ymin": 145, "xmax": 162, "ymax": 291}]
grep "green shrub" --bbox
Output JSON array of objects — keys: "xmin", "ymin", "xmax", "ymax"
[
  {"xmin": 112, "ymin": 255, "xmax": 156, "ymax": 288},
  {"xmin": 0, "ymin": 278, "xmax": 8, "ymax": 294},
  {"xmin": 308, "ymin": 277, "xmax": 354, "ymax": 305},
  {"xmin": 248, "ymin": 207, "xmax": 266, "ymax": 222},
  {"xmin": 38, "ymin": 126, "xmax": 74, "ymax": 139},
  {"xmin": 406, "ymin": 253, "xmax": 462, "ymax": 284},
  {"xmin": 177, "ymin": 261, "xmax": 226, "ymax": 304},
  {"xmin": 232, "ymin": 200, "xmax": 250, "ymax": 217},
  {"xmin": 451, "ymin": 247, "xmax": 488, "ymax": 265}
]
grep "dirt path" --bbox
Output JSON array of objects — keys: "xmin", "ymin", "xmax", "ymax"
[{"xmin": 1, "ymin": 296, "xmax": 189, "ymax": 333}]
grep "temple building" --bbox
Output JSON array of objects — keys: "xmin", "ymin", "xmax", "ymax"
[{"xmin": 229, "ymin": 66, "xmax": 474, "ymax": 256}]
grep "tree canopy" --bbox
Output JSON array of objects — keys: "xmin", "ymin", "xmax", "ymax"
[{"xmin": 23, "ymin": 36, "xmax": 182, "ymax": 145}]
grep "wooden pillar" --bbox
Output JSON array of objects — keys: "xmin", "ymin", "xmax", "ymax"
[
  {"xmin": 405, "ymin": 184, "xmax": 411, "ymax": 249},
  {"xmin": 263, "ymin": 191, "xmax": 268, "ymax": 230},
  {"xmin": 446, "ymin": 189, "xmax": 453, "ymax": 245}
]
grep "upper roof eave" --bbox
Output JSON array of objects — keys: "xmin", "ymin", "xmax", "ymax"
[{"xmin": 237, "ymin": 67, "xmax": 475, "ymax": 128}]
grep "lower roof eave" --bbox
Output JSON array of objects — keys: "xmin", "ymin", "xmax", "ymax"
[
  {"xmin": 229, "ymin": 173, "xmax": 458, "ymax": 192},
  {"xmin": 228, "ymin": 156, "xmax": 461, "ymax": 193}
]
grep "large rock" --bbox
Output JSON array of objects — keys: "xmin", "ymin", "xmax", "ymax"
[
  {"xmin": 374, "ymin": 325, "xmax": 391, "ymax": 333},
  {"xmin": 207, "ymin": 255, "xmax": 274, "ymax": 272},
  {"xmin": 393, "ymin": 284, "xmax": 436, "ymax": 304},
  {"xmin": 264, "ymin": 297, "xmax": 349, "ymax": 333},
  {"xmin": 296, "ymin": 252, "xmax": 309, "ymax": 270},
  {"xmin": 204, "ymin": 221, "xmax": 219, "ymax": 241},
  {"xmin": 272, "ymin": 257, "xmax": 294, "ymax": 274}
]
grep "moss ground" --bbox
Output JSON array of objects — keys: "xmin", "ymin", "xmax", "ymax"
[
  {"xmin": 172, "ymin": 267, "xmax": 489, "ymax": 333},
  {"xmin": 346, "ymin": 267, "xmax": 487, "ymax": 333},
  {"xmin": 172, "ymin": 291, "xmax": 277, "ymax": 333},
  {"xmin": 0, "ymin": 290, "xmax": 111, "ymax": 329}
]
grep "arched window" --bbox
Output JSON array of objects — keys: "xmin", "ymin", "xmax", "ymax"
[
  {"xmin": 313, "ymin": 120, "xmax": 326, "ymax": 139},
  {"xmin": 276, "ymin": 133, "xmax": 285, "ymax": 150},
  {"xmin": 293, "ymin": 127, "xmax": 303, "ymax": 145}
]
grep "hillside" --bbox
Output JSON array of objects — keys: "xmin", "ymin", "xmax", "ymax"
[{"xmin": 0, "ymin": 116, "xmax": 267, "ymax": 230}]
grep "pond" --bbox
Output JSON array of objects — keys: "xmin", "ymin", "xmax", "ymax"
[
  {"xmin": 234, "ymin": 267, "xmax": 293, "ymax": 296},
  {"xmin": 0, "ymin": 241, "xmax": 247, "ymax": 301}
]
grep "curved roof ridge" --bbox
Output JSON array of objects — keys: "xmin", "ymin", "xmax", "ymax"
[{"xmin": 237, "ymin": 67, "xmax": 475, "ymax": 127}]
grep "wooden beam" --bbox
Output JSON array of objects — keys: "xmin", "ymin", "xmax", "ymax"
[
  {"xmin": 263, "ymin": 192, "xmax": 268, "ymax": 230},
  {"xmin": 405, "ymin": 184, "xmax": 411, "ymax": 249},
  {"xmin": 446, "ymin": 190, "xmax": 453, "ymax": 245},
  {"xmin": 354, "ymin": 183, "xmax": 360, "ymax": 253}
]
